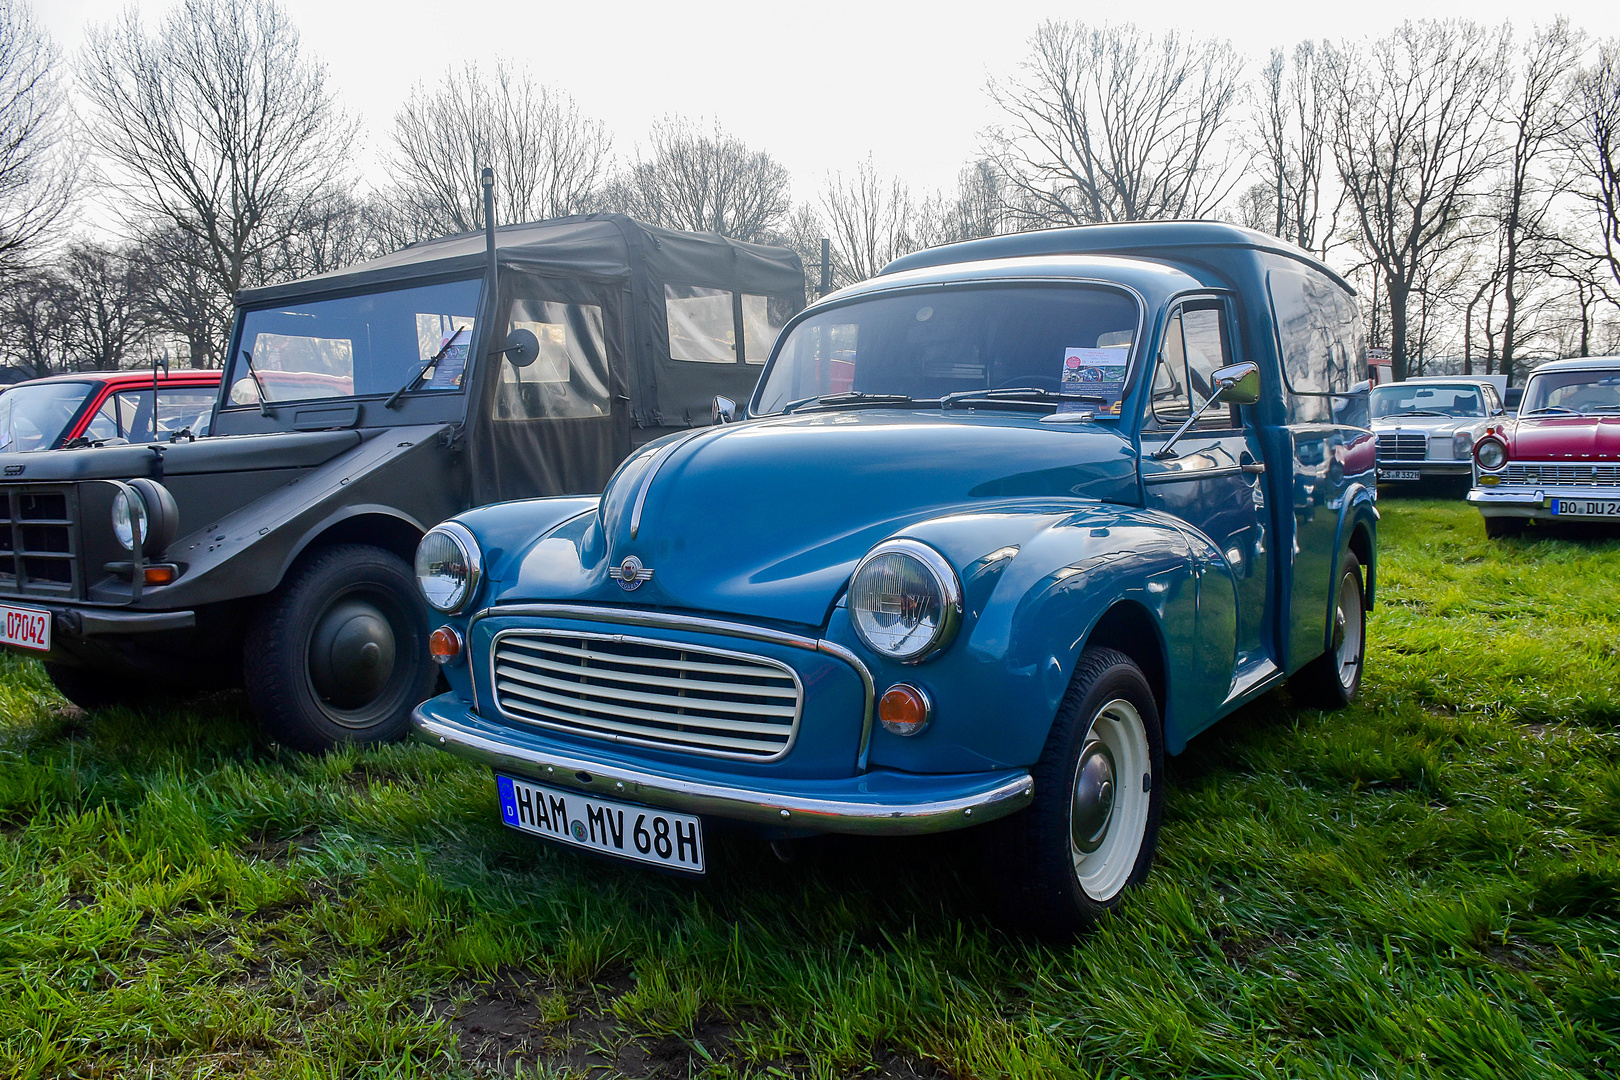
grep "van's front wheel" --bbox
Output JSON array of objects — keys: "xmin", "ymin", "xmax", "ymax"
[
  {"xmin": 244, "ymin": 544, "xmax": 435, "ymax": 753},
  {"xmin": 985, "ymin": 647, "xmax": 1165, "ymax": 937}
]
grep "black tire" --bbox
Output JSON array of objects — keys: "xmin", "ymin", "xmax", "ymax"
[
  {"xmin": 982, "ymin": 647, "xmax": 1165, "ymax": 937},
  {"xmin": 1288, "ymin": 551, "xmax": 1366, "ymax": 710},
  {"xmin": 43, "ymin": 662, "xmax": 156, "ymax": 711},
  {"xmin": 1484, "ymin": 516, "xmax": 1526, "ymax": 539},
  {"xmin": 243, "ymin": 543, "xmax": 436, "ymax": 753}
]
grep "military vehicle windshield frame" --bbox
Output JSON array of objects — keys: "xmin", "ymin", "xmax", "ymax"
[{"xmin": 224, "ymin": 276, "xmax": 486, "ymax": 410}]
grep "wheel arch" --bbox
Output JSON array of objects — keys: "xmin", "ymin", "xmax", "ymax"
[
  {"xmin": 277, "ymin": 505, "xmax": 428, "ymax": 581},
  {"xmin": 1080, "ymin": 599, "xmax": 1168, "ymax": 729}
]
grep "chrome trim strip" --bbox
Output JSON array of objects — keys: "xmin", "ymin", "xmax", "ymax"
[
  {"xmin": 629, "ymin": 427, "xmax": 712, "ymax": 540},
  {"xmin": 1141, "ymin": 464, "xmax": 1250, "ymax": 485},
  {"xmin": 467, "ymin": 603, "xmax": 878, "ymax": 772},
  {"xmin": 488, "ymin": 627, "xmax": 804, "ymax": 763},
  {"xmin": 412, "ymin": 703, "xmax": 1034, "ymax": 835}
]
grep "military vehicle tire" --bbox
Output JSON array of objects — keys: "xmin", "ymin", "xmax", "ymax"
[
  {"xmin": 982, "ymin": 647, "xmax": 1165, "ymax": 937},
  {"xmin": 44, "ymin": 662, "xmax": 157, "ymax": 711},
  {"xmin": 1288, "ymin": 551, "xmax": 1365, "ymax": 709},
  {"xmin": 245, "ymin": 543, "xmax": 436, "ymax": 753}
]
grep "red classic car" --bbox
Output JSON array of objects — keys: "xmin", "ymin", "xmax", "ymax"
[
  {"xmin": 1467, "ymin": 356, "xmax": 1620, "ymax": 537},
  {"xmin": 0, "ymin": 369, "xmax": 222, "ymax": 453}
]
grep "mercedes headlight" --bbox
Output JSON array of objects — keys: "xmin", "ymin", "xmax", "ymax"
[
  {"xmin": 1452, "ymin": 430, "xmax": 1475, "ymax": 459},
  {"xmin": 110, "ymin": 479, "xmax": 179, "ymax": 555},
  {"xmin": 848, "ymin": 539, "xmax": 961, "ymax": 663},
  {"xmin": 416, "ymin": 522, "xmax": 481, "ymax": 613},
  {"xmin": 112, "ymin": 487, "xmax": 146, "ymax": 551},
  {"xmin": 1476, "ymin": 437, "xmax": 1507, "ymax": 471}
]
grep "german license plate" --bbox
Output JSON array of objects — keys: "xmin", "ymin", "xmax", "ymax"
[
  {"xmin": 1552, "ymin": 498, "xmax": 1620, "ymax": 517},
  {"xmin": 1378, "ymin": 468, "xmax": 1421, "ymax": 481},
  {"xmin": 496, "ymin": 774, "xmax": 704, "ymax": 873},
  {"xmin": 0, "ymin": 603, "xmax": 50, "ymax": 652}
]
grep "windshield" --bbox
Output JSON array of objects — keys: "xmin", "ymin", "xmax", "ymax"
[
  {"xmin": 1521, "ymin": 369, "xmax": 1620, "ymax": 415},
  {"xmin": 227, "ymin": 277, "xmax": 482, "ymax": 406},
  {"xmin": 0, "ymin": 381, "xmax": 94, "ymax": 452},
  {"xmin": 1370, "ymin": 383, "xmax": 1485, "ymax": 419},
  {"xmin": 753, "ymin": 285, "xmax": 1141, "ymax": 416}
]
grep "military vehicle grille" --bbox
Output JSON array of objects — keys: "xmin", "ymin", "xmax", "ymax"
[
  {"xmin": 491, "ymin": 632, "xmax": 802, "ymax": 759},
  {"xmin": 1376, "ymin": 433, "xmax": 1428, "ymax": 461},
  {"xmin": 1503, "ymin": 463, "xmax": 1620, "ymax": 486},
  {"xmin": 0, "ymin": 484, "xmax": 80, "ymax": 599}
]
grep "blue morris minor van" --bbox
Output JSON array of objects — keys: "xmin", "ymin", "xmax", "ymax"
[{"xmin": 410, "ymin": 222, "xmax": 1377, "ymax": 934}]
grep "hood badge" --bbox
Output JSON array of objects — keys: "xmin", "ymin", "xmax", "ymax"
[{"xmin": 609, "ymin": 555, "xmax": 654, "ymax": 591}]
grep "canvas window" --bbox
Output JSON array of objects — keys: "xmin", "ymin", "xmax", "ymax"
[
  {"xmin": 667, "ymin": 285, "xmax": 737, "ymax": 363},
  {"xmin": 742, "ymin": 295, "xmax": 796, "ymax": 363},
  {"xmin": 494, "ymin": 300, "xmax": 610, "ymax": 421}
]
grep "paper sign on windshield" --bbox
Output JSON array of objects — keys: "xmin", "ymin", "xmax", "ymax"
[{"xmin": 1060, "ymin": 348, "xmax": 1128, "ymax": 415}]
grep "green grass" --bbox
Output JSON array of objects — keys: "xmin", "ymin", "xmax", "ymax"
[{"xmin": 2, "ymin": 500, "xmax": 1617, "ymax": 1078}]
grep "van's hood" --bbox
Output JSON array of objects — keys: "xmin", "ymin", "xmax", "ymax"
[
  {"xmin": 1508, "ymin": 415, "xmax": 1620, "ymax": 460},
  {"xmin": 502, "ymin": 410, "xmax": 1139, "ymax": 627}
]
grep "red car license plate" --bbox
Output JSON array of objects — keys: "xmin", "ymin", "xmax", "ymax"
[
  {"xmin": 0, "ymin": 603, "xmax": 51, "ymax": 651},
  {"xmin": 1552, "ymin": 498, "xmax": 1620, "ymax": 517}
]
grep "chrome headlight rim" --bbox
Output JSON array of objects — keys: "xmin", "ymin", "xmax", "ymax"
[
  {"xmin": 416, "ymin": 521, "xmax": 482, "ymax": 614},
  {"xmin": 1475, "ymin": 437, "xmax": 1507, "ymax": 472},
  {"xmin": 848, "ymin": 538, "xmax": 963, "ymax": 665}
]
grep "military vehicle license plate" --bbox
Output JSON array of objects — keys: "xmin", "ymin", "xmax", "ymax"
[
  {"xmin": 1552, "ymin": 498, "xmax": 1620, "ymax": 517},
  {"xmin": 1378, "ymin": 468, "xmax": 1421, "ymax": 481},
  {"xmin": 496, "ymin": 774, "xmax": 704, "ymax": 872},
  {"xmin": 0, "ymin": 603, "xmax": 50, "ymax": 652}
]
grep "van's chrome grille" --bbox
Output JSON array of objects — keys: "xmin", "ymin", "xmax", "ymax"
[
  {"xmin": 490, "ymin": 631, "xmax": 802, "ymax": 760},
  {"xmin": 1502, "ymin": 462, "xmax": 1620, "ymax": 486},
  {"xmin": 1376, "ymin": 433, "xmax": 1428, "ymax": 461},
  {"xmin": 0, "ymin": 484, "xmax": 80, "ymax": 599}
]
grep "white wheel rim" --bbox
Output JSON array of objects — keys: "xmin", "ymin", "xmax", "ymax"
[
  {"xmin": 1333, "ymin": 567, "xmax": 1364, "ymax": 692},
  {"xmin": 1069, "ymin": 697, "xmax": 1151, "ymax": 901}
]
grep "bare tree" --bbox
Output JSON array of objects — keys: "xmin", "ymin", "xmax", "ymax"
[
  {"xmin": 0, "ymin": 0, "xmax": 74, "ymax": 280},
  {"xmin": 1569, "ymin": 40, "xmax": 1620, "ymax": 310},
  {"xmin": 384, "ymin": 62, "xmax": 610, "ymax": 240},
  {"xmin": 984, "ymin": 21, "xmax": 1243, "ymax": 225},
  {"xmin": 130, "ymin": 224, "xmax": 228, "ymax": 369},
  {"xmin": 1326, "ymin": 20, "xmax": 1510, "ymax": 381},
  {"xmin": 79, "ymin": 0, "xmax": 358, "ymax": 367},
  {"xmin": 62, "ymin": 241, "xmax": 146, "ymax": 371},
  {"xmin": 0, "ymin": 265, "xmax": 74, "ymax": 376},
  {"xmin": 1253, "ymin": 42, "xmax": 1335, "ymax": 255},
  {"xmin": 603, "ymin": 117, "xmax": 790, "ymax": 242},
  {"xmin": 819, "ymin": 159, "xmax": 925, "ymax": 285}
]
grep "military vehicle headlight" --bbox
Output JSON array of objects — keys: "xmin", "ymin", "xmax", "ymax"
[
  {"xmin": 111, "ymin": 487, "xmax": 146, "ymax": 551},
  {"xmin": 1476, "ymin": 438, "xmax": 1507, "ymax": 471},
  {"xmin": 416, "ymin": 523, "xmax": 481, "ymax": 613},
  {"xmin": 848, "ymin": 539, "xmax": 961, "ymax": 663}
]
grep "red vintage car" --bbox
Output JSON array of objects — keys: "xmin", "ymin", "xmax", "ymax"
[
  {"xmin": 1467, "ymin": 356, "xmax": 1620, "ymax": 537},
  {"xmin": 0, "ymin": 369, "xmax": 222, "ymax": 453}
]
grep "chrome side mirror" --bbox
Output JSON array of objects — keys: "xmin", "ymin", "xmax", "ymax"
[
  {"xmin": 712, "ymin": 395, "xmax": 736, "ymax": 424},
  {"xmin": 1154, "ymin": 361, "xmax": 1261, "ymax": 459}
]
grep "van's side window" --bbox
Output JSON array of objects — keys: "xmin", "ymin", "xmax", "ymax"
[{"xmin": 1151, "ymin": 301, "xmax": 1231, "ymax": 427}]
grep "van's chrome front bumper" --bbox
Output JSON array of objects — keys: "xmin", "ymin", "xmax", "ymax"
[{"xmin": 412, "ymin": 695, "xmax": 1034, "ymax": 835}]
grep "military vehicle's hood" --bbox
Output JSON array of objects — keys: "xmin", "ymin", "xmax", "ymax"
[
  {"xmin": 501, "ymin": 410, "xmax": 1139, "ymax": 627},
  {"xmin": 0, "ymin": 429, "xmax": 363, "ymax": 481},
  {"xmin": 1508, "ymin": 415, "xmax": 1620, "ymax": 460}
]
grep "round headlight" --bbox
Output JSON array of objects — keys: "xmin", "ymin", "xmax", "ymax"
[
  {"xmin": 1452, "ymin": 430, "xmax": 1475, "ymax": 459},
  {"xmin": 1476, "ymin": 437, "xmax": 1507, "ymax": 471},
  {"xmin": 416, "ymin": 523, "xmax": 481, "ymax": 613},
  {"xmin": 848, "ymin": 539, "xmax": 961, "ymax": 663},
  {"xmin": 112, "ymin": 487, "xmax": 147, "ymax": 552}
]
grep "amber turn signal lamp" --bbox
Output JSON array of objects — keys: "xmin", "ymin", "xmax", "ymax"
[
  {"xmin": 879, "ymin": 683, "xmax": 932, "ymax": 736},
  {"xmin": 429, "ymin": 625, "xmax": 464, "ymax": 665},
  {"xmin": 142, "ymin": 566, "xmax": 175, "ymax": 585}
]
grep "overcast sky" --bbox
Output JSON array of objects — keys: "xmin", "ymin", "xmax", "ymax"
[{"xmin": 40, "ymin": 0, "xmax": 1620, "ymax": 209}]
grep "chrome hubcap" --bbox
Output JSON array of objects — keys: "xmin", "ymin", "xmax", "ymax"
[{"xmin": 1070, "ymin": 740, "xmax": 1117, "ymax": 854}]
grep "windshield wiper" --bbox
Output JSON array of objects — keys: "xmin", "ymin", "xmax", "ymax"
[
  {"xmin": 1524, "ymin": 405, "xmax": 1576, "ymax": 415},
  {"xmin": 1390, "ymin": 409, "xmax": 1448, "ymax": 417},
  {"xmin": 941, "ymin": 387, "xmax": 1111, "ymax": 411},
  {"xmin": 239, "ymin": 349, "xmax": 272, "ymax": 417},
  {"xmin": 385, "ymin": 325, "xmax": 466, "ymax": 410},
  {"xmin": 781, "ymin": 392, "xmax": 915, "ymax": 414}
]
